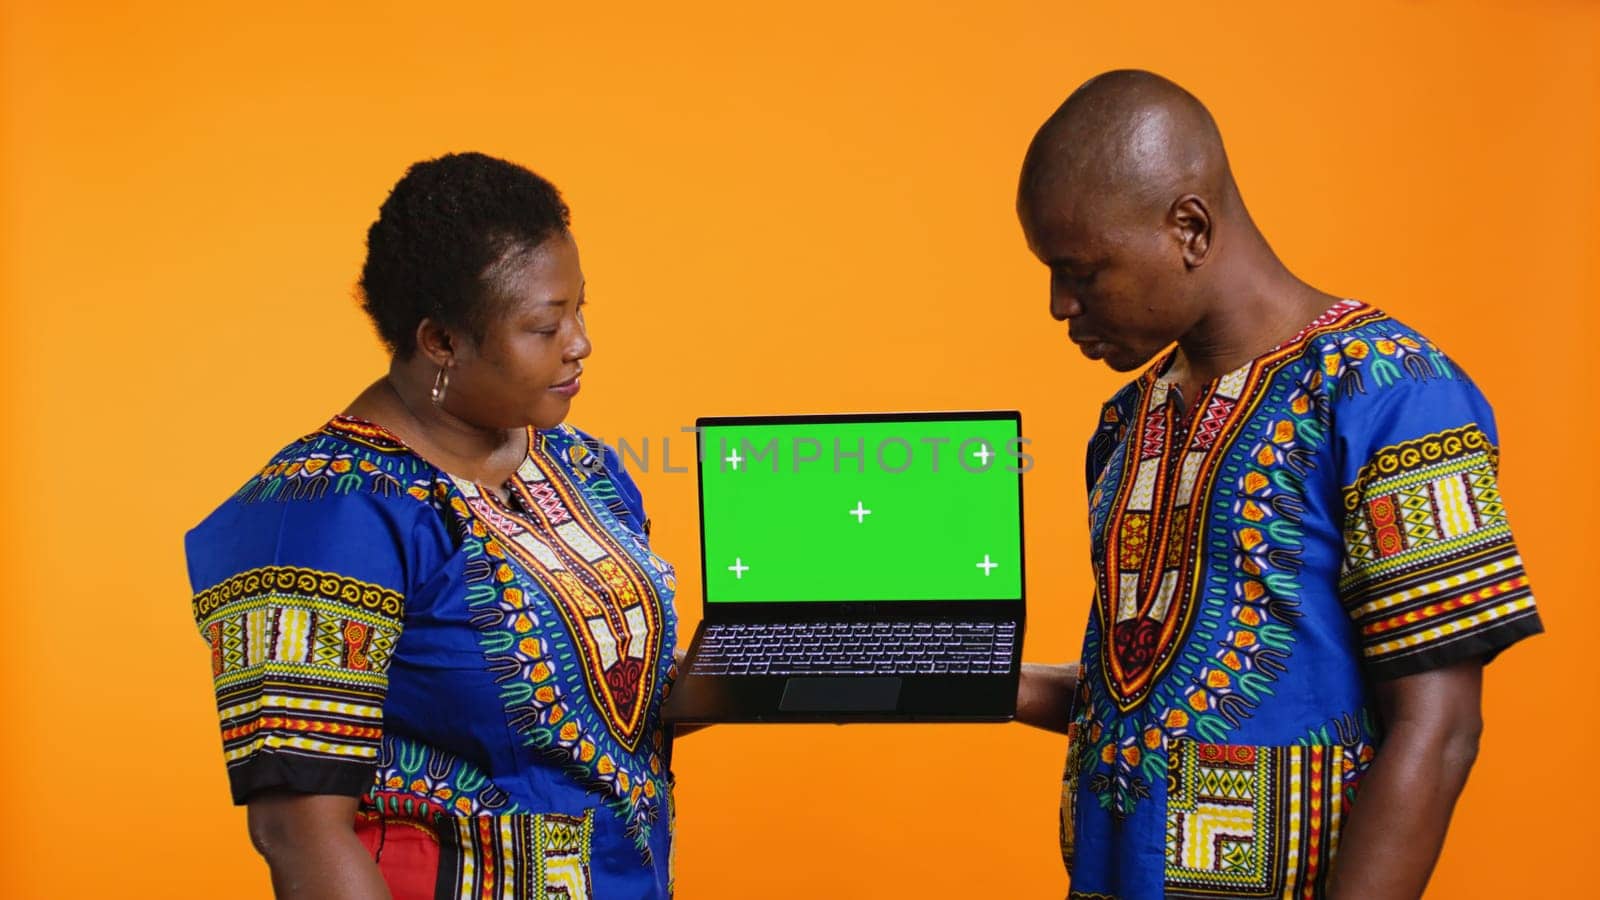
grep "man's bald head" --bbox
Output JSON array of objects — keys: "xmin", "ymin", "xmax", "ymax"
[
  {"xmin": 1018, "ymin": 70, "xmax": 1237, "ymax": 227},
  {"xmin": 1015, "ymin": 71, "xmax": 1262, "ymax": 373},
  {"xmin": 1017, "ymin": 72, "xmax": 1326, "ymax": 377}
]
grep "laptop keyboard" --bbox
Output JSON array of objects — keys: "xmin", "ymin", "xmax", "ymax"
[{"xmin": 689, "ymin": 620, "xmax": 1017, "ymax": 677}]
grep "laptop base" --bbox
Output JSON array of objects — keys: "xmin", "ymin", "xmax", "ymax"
[{"xmin": 661, "ymin": 668, "xmax": 1018, "ymax": 724}]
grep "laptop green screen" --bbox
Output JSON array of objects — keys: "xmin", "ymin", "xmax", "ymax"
[{"xmin": 698, "ymin": 416, "xmax": 1023, "ymax": 603}]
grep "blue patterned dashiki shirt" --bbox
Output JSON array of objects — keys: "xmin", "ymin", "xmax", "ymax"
[
  {"xmin": 1060, "ymin": 300, "xmax": 1542, "ymax": 899},
  {"xmin": 187, "ymin": 416, "xmax": 679, "ymax": 899}
]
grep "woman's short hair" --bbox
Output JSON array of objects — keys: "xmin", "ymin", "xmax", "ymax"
[{"xmin": 359, "ymin": 152, "xmax": 571, "ymax": 357}]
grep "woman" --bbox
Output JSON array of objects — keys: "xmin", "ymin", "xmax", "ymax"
[{"xmin": 186, "ymin": 153, "xmax": 680, "ymax": 898}]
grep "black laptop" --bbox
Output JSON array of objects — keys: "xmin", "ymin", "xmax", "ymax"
[{"xmin": 661, "ymin": 411, "xmax": 1026, "ymax": 723}]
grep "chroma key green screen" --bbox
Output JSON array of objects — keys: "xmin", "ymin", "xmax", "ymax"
[{"xmin": 697, "ymin": 417, "xmax": 1023, "ymax": 602}]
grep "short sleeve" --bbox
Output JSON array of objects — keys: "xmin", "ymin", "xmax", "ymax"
[
  {"xmin": 186, "ymin": 490, "xmax": 412, "ymax": 804},
  {"xmin": 1336, "ymin": 366, "xmax": 1542, "ymax": 680}
]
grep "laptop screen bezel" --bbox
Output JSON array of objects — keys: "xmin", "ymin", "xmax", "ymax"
[{"xmin": 693, "ymin": 410, "xmax": 1026, "ymax": 622}]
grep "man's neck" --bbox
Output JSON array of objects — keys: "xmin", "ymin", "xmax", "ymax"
[{"xmin": 1175, "ymin": 255, "xmax": 1338, "ymax": 386}]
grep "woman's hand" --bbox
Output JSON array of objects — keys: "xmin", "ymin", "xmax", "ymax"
[
  {"xmin": 247, "ymin": 792, "xmax": 390, "ymax": 899},
  {"xmin": 1015, "ymin": 662, "xmax": 1080, "ymax": 734},
  {"xmin": 670, "ymin": 646, "xmax": 710, "ymax": 737}
]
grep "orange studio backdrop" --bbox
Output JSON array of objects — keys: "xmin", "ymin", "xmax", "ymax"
[{"xmin": 2, "ymin": 1, "xmax": 1595, "ymax": 897}]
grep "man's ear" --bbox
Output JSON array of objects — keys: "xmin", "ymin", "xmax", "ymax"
[{"xmin": 1170, "ymin": 194, "xmax": 1213, "ymax": 270}]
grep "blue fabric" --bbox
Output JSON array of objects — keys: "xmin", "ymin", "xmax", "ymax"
[
  {"xmin": 188, "ymin": 417, "xmax": 679, "ymax": 898},
  {"xmin": 1061, "ymin": 302, "xmax": 1541, "ymax": 899}
]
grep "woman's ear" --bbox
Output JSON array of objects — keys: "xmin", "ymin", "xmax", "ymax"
[{"xmin": 414, "ymin": 317, "xmax": 457, "ymax": 368}]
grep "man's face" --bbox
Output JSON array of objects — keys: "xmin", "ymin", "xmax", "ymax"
[{"xmin": 1018, "ymin": 186, "xmax": 1197, "ymax": 373}]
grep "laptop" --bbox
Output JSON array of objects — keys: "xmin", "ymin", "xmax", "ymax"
[{"xmin": 661, "ymin": 410, "xmax": 1026, "ymax": 723}]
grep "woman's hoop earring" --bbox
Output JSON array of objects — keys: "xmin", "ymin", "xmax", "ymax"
[{"xmin": 431, "ymin": 366, "xmax": 450, "ymax": 406}]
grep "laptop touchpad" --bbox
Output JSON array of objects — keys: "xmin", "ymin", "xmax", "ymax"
[{"xmin": 779, "ymin": 677, "xmax": 902, "ymax": 712}]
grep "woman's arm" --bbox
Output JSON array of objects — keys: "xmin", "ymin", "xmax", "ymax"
[
  {"xmin": 670, "ymin": 647, "xmax": 709, "ymax": 737},
  {"xmin": 246, "ymin": 793, "xmax": 391, "ymax": 900},
  {"xmin": 1016, "ymin": 662, "xmax": 1080, "ymax": 734}
]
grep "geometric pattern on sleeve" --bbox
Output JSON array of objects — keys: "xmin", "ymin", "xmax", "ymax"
[
  {"xmin": 1340, "ymin": 424, "xmax": 1538, "ymax": 677},
  {"xmin": 192, "ymin": 565, "xmax": 404, "ymax": 790}
]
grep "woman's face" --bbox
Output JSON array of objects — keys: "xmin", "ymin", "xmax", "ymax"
[{"xmin": 448, "ymin": 231, "xmax": 591, "ymax": 431}]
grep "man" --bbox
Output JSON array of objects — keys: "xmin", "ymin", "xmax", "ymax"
[{"xmin": 1013, "ymin": 70, "xmax": 1542, "ymax": 899}]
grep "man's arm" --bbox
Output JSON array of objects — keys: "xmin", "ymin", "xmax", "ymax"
[
  {"xmin": 247, "ymin": 793, "xmax": 391, "ymax": 899},
  {"xmin": 1015, "ymin": 662, "xmax": 1080, "ymax": 734},
  {"xmin": 1327, "ymin": 660, "xmax": 1484, "ymax": 900}
]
